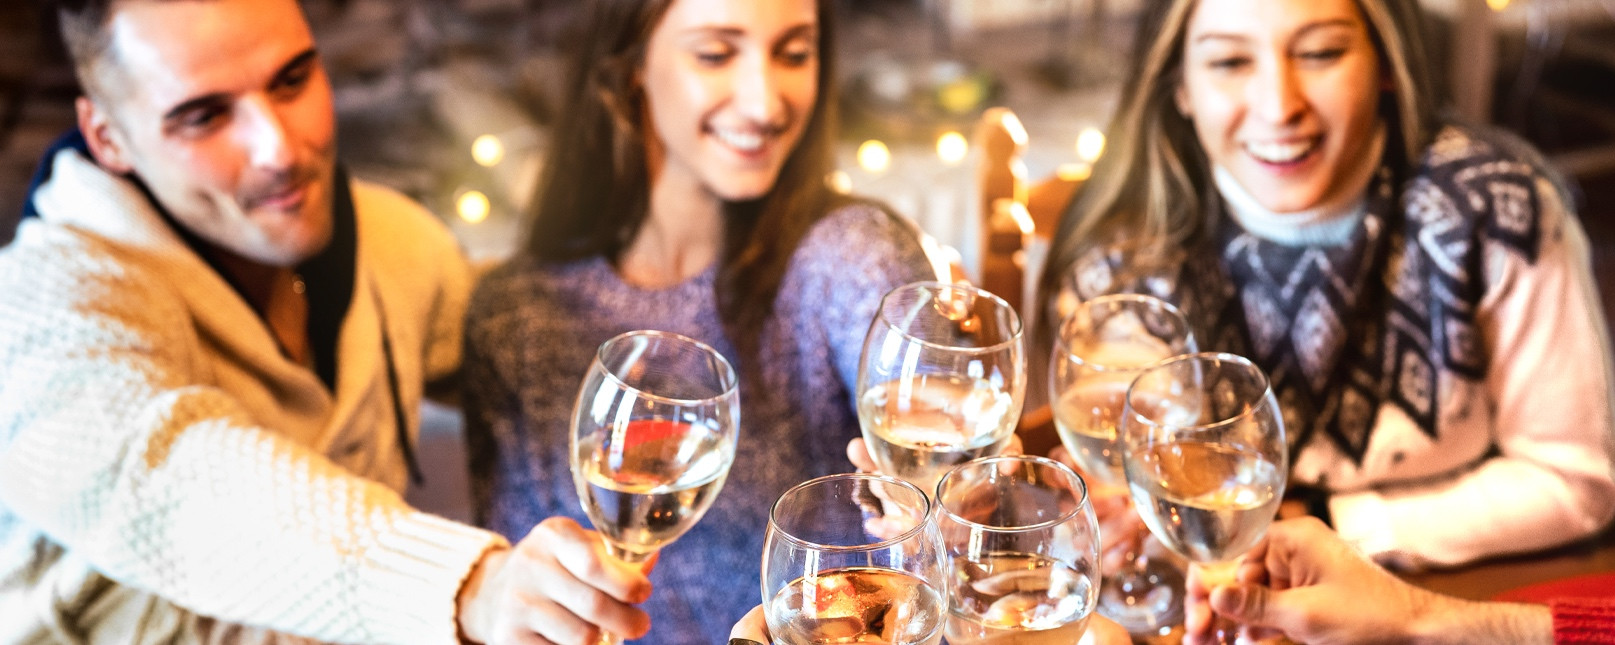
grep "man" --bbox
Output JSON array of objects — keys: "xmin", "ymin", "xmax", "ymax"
[
  {"xmin": 1183, "ymin": 518, "xmax": 1612, "ymax": 645},
  {"xmin": 0, "ymin": 1, "xmax": 650, "ymax": 643}
]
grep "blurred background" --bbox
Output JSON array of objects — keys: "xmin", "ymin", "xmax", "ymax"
[{"xmin": 2, "ymin": 0, "xmax": 1613, "ymax": 518}]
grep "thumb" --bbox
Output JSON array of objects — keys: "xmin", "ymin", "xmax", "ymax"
[{"xmin": 1209, "ymin": 583, "xmax": 1280, "ymax": 628}]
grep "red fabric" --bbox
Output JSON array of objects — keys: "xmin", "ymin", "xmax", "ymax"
[
  {"xmin": 1551, "ymin": 597, "xmax": 1615, "ymax": 645},
  {"xmin": 1497, "ymin": 573, "xmax": 1615, "ymax": 604}
]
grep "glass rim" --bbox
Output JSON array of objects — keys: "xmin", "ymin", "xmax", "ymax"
[
  {"xmin": 767, "ymin": 472, "xmax": 933, "ymax": 553},
  {"xmin": 934, "ymin": 454, "xmax": 1090, "ymax": 533},
  {"xmin": 1123, "ymin": 351, "xmax": 1275, "ymax": 433},
  {"xmin": 594, "ymin": 329, "xmax": 739, "ymax": 406},
  {"xmin": 1051, "ymin": 293, "xmax": 1191, "ymax": 375},
  {"xmin": 877, "ymin": 281, "xmax": 1024, "ymax": 355}
]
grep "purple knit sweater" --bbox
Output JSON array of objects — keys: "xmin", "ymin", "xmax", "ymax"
[{"xmin": 460, "ymin": 204, "xmax": 935, "ymax": 644}]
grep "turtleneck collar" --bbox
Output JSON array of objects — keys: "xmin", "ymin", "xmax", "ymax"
[{"xmin": 1214, "ymin": 123, "xmax": 1385, "ymax": 247}]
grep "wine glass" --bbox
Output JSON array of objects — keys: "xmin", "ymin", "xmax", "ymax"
[
  {"xmin": 1049, "ymin": 294, "xmax": 1195, "ymax": 635},
  {"xmin": 762, "ymin": 473, "xmax": 946, "ymax": 645},
  {"xmin": 935, "ymin": 455, "xmax": 1101, "ymax": 645},
  {"xmin": 1119, "ymin": 352, "xmax": 1288, "ymax": 643},
  {"xmin": 569, "ymin": 330, "xmax": 740, "ymax": 644},
  {"xmin": 856, "ymin": 281, "xmax": 1025, "ymax": 496}
]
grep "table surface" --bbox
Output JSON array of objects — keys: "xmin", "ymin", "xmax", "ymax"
[{"xmin": 1401, "ymin": 524, "xmax": 1615, "ymax": 602}]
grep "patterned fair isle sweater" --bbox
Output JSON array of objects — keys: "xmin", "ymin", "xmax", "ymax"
[
  {"xmin": 461, "ymin": 204, "xmax": 937, "ymax": 645},
  {"xmin": 0, "ymin": 149, "xmax": 503, "ymax": 644}
]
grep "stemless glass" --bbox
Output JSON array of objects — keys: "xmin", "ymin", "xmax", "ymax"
[
  {"xmin": 762, "ymin": 473, "xmax": 946, "ymax": 645},
  {"xmin": 935, "ymin": 455, "xmax": 1101, "ymax": 645},
  {"xmin": 1120, "ymin": 353, "xmax": 1288, "ymax": 643},
  {"xmin": 569, "ymin": 330, "xmax": 740, "ymax": 644},
  {"xmin": 1049, "ymin": 294, "xmax": 1195, "ymax": 635},
  {"xmin": 856, "ymin": 281, "xmax": 1026, "ymax": 496}
]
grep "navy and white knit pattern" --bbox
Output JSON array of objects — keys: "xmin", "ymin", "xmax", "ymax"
[
  {"xmin": 460, "ymin": 204, "xmax": 935, "ymax": 645},
  {"xmin": 1077, "ymin": 126, "xmax": 1548, "ymax": 465}
]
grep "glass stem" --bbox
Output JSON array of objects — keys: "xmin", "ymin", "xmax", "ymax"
[{"xmin": 596, "ymin": 542, "xmax": 657, "ymax": 645}]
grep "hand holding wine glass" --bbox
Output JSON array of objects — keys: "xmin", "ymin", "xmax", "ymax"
[
  {"xmin": 856, "ymin": 281, "xmax": 1026, "ymax": 496},
  {"xmin": 1120, "ymin": 352, "xmax": 1288, "ymax": 644},
  {"xmin": 569, "ymin": 330, "xmax": 740, "ymax": 644}
]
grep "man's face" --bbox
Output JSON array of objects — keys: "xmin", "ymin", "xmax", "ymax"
[{"xmin": 80, "ymin": 0, "xmax": 336, "ymax": 267}]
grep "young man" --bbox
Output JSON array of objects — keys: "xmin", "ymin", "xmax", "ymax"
[{"xmin": 0, "ymin": 1, "xmax": 650, "ymax": 643}]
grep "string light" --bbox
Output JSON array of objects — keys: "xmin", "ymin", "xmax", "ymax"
[
  {"xmin": 1486, "ymin": 0, "xmax": 1509, "ymax": 10},
  {"xmin": 1076, "ymin": 128, "xmax": 1106, "ymax": 163},
  {"xmin": 857, "ymin": 140, "xmax": 892, "ymax": 174},
  {"xmin": 826, "ymin": 170, "xmax": 853, "ymax": 194},
  {"xmin": 456, "ymin": 189, "xmax": 491, "ymax": 224},
  {"xmin": 471, "ymin": 134, "xmax": 505, "ymax": 167},
  {"xmin": 936, "ymin": 131, "xmax": 968, "ymax": 166}
]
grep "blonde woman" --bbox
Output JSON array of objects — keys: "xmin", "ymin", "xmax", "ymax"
[{"xmin": 1039, "ymin": 0, "xmax": 1615, "ymax": 570}]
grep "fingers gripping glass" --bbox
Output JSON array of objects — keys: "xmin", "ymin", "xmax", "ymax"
[{"xmin": 569, "ymin": 330, "xmax": 741, "ymax": 644}]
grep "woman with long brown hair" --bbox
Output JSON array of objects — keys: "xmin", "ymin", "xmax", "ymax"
[
  {"xmin": 459, "ymin": 0, "xmax": 934, "ymax": 641},
  {"xmin": 1040, "ymin": 0, "xmax": 1614, "ymax": 573}
]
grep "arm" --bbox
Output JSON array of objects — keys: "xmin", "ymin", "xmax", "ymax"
[
  {"xmin": 1331, "ymin": 179, "xmax": 1615, "ymax": 568},
  {"xmin": 0, "ymin": 260, "xmax": 500, "ymax": 644},
  {"xmin": 1184, "ymin": 518, "xmax": 1553, "ymax": 645},
  {"xmin": 804, "ymin": 204, "xmax": 942, "ymax": 396}
]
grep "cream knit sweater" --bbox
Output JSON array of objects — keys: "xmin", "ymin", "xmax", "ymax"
[{"xmin": 0, "ymin": 150, "xmax": 505, "ymax": 644}]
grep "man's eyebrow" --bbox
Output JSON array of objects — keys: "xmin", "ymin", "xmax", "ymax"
[
  {"xmin": 160, "ymin": 49, "xmax": 319, "ymax": 125},
  {"xmin": 271, "ymin": 49, "xmax": 320, "ymax": 82}
]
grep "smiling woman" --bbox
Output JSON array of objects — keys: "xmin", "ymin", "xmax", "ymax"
[
  {"xmin": 1036, "ymin": 0, "xmax": 1615, "ymax": 574},
  {"xmin": 457, "ymin": 0, "xmax": 938, "ymax": 643}
]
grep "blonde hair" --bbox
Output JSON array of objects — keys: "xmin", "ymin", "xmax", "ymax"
[{"xmin": 1036, "ymin": 0, "xmax": 1437, "ymax": 339}]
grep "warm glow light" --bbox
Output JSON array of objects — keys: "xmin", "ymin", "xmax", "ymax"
[
  {"xmin": 456, "ymin": 190, "xmax": 491, "ymax": 224},
  {"xmin": 826, "ymin": 170, "xmax": 853, "ymax": 194},
  {"xmin": 1076, "ymin": 128, "xmax": 1106, "ymax": 163},
  {"xmin": 1056, "ymin": 162, "xmax": 1092, "ymax": 182},
  {"xmin": 1486, "ymin": 0, "xmax": 1509, "ymax": 10},
  {"xmin": 857, "ymin": 140, "xmax": 891, "ymax": 174},
  {"xmin": 471, "ymin": 134, "xmax": 505, "ymax": 167},
  {"xmin": 936, "ymin": 131, "xmax": 968, "ymax": 166}
]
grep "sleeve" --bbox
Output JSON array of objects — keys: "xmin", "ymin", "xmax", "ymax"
[
  {"xmin": 0, "ymin": 256, "xmax": 505, "ymax": 644},
  {"xmin": 1552, "ymin": 598, "xmax": 1615, "ymax": 645},
  {"xmin": 1331, "ymin": 177, "xmax": 1615, "ymax": 569},
  {"xmin": 459, "ymin": 274, "xmax": 524, "ymax": 531},
  {"xmin": 800, "ymin": 205, "xmax": 942, "ymax": 396}
]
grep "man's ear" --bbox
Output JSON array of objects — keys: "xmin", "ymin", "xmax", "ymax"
[{"xmin": 76, "ymin": 96, "xmax": 133, "ymax": 174}]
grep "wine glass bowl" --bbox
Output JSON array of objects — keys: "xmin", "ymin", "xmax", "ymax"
[
  {"xmin": 762, "ymin": 473, "xmax": 946, "ymax": 645},
  {"xmin": 1120, "ymin": 352, "xmax": 1287, "ymax": 565},
  {"xmin": 569, "ymin": 330, "xmax": 740, "ymax": 565},
  {"xmin": 934, "ymin": 455, "xmax": 1101, "ymax": 645},
  {"xmin": 857, "ymin": 281, "xmax": 1026, "ymax": 496}
]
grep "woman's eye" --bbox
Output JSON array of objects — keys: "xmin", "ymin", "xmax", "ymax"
[
  {"xmin": 694, "ymin": 47, "xmax": 734, "ymax": 66},
  {"xmin": 1298, "ymin": 48, "xmax": 1346, "ymax": 63},
  {"xmin": 1208, "ymin": 56, "xmax": 1249, "ymax": 70}
]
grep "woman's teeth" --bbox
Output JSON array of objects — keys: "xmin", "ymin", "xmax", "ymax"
[
  {"xmin": 1245, "ymin": 138, "xmax": 1318, "ymax": 164},
  {"xmin": 713, "ymin": 128, "xmax": 764, "ymax": 152}
]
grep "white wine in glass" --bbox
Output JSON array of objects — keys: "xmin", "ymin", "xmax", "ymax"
[
  {"xmin": 857, "ymin": 282, "xmax": 1025, "ymax": 495},
  {"xmin": 1049, "ymin": 294, "xmax": 1195, "ymax": 635},
  {"xmin": 935, "ymin": 455, "xmax": 1101, "ymax": 645},
  {"xmin": 1120, "ymin": 352, "xmax": 1287, "ymax": 643},
  {"xmin": 570, "ymin": 330, "xmax": 740, "ymax": 642},
  {"xmin": 762, "ymin": 473, "xmax": 946, "ymax": 645}
]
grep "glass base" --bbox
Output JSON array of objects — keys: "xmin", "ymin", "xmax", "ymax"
[{"xmin": 1095, "ymin": 558, "xmax": 1185, "ymax": 637}]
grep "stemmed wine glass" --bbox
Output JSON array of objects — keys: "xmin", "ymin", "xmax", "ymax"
[
  {"xmin": 856, "ymin": 281, "xmax": 1025, "ymax": 496},
  {"xmin": 1119, "ymin": 352, "xmax": 1287, "ymax": 643},
  {"xmin": 1049, "ymin": 294, "xmax": 1195, "ymax": 635},
  {"xmin": 934, "ymin": 455, "xmax": 1101, "ymax": 645},
  {"xmin": 762, "ymin": 473, "xmax": 946, "ymax": 645},
  {"xmin": 570, "ymin": 330, "xmax": 741, "ymax": 644}
]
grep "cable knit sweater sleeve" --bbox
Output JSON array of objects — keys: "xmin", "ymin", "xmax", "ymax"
[
  {"xmin": 0, "ymin": 229, "xmax": 501, "ymax": 643},
  {"xmin": 1331, "ymin": 178, "xmax": 1615, "ymax": 568}
]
